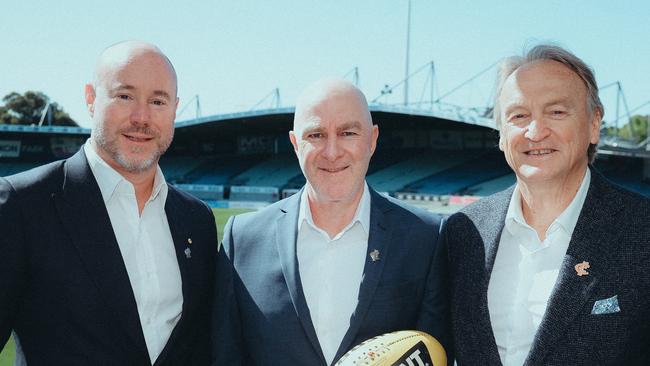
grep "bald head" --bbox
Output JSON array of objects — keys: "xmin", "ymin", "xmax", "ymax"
[
  {"xmin": 93, "ymin": 40, "xmax": 177, "ymax": 96},
  {"xmin": 293, "ymin": 78, "xmax": 372, "ymax": 133}
]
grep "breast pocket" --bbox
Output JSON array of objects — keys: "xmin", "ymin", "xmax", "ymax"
[{"xmin": 578, "ymin": 289, "xmax": 641, "ymax": 363}]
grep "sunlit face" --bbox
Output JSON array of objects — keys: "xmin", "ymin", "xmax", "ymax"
[
  {"xmin": 497, "ymin": 60, "xmax": 600, "ymax": 186},
  {"xmin": 86, "ymin": 49, "xmax": 178, "ymax": 176},
  {"xmin": 290, "ymin": 87, "xmax": 378, "ymax": 204}
]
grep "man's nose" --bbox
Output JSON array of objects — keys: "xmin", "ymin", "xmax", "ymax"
[
  {"xmin": 130, "ymin": 101, "xmax": 150, "ymax": 124},
  {"xmin": 524, "ymin": 118, "xmax": 550, "ymax": 142},
  {"xmin": 322, "ymin": 136, "xmax": 343, "ymax": 161}
]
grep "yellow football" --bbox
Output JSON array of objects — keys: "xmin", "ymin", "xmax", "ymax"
[{"xmin": 335, "ymin": 330, "xmax": 447, "ymax": 366}]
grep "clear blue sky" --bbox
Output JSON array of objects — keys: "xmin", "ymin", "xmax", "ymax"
[{"xmin": 1, "ymin": 0, "xmax": 649, "ymax": 128}]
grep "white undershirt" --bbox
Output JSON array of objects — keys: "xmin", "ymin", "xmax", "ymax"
[
  {"xmin": 297, "ymin": 183, "xmax": 371, "ymax": 365},
  {"xmin": 84, "ymin": 141, "xmax": 183, "ymax": 364},
  {"xmin": 488, "ymin": 169, "xmax": 590, "ymax": 366}
]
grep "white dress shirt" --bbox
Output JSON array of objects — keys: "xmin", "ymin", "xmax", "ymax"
[
  {"xmin": 488, "ymin": 169, "xmax": 591, "ymax": 366},
  {"xmin": 84, "ymin": 142, "xmax": 183, "ymax": 364},
  {"xmin": 297, "ymin": 183, "xmax": 371, "ymax": 365}
]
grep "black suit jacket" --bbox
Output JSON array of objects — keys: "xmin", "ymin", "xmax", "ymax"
[
  {"xmin": 439, "ymin": 169, "xmax": 650, "ymax": 365},
  {"xmin": 213, "ymin": 187, "xmax": 451, "ymax": 365},
  {"xmin": 0, "ymin": 149, "xmax": 218, "ymax": 366}
]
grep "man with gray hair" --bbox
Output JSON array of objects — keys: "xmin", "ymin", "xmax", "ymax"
[
  {"xmin": 439, "ymin": 44, "xmax": 650, "ymax": 365},
  {"xmin": 0, "ymin": 41, "xmax": 217, "ymax": 365}
]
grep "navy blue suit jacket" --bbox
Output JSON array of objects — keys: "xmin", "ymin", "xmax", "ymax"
[
  {"xmin": 0, "ymin": 149, "xmax": 218, "ymax": 366},
  {"xmin": 440, "ymin": 170, "xmax": 650, "ymax": 365},
  {"xmin": 213, "ymin": 187, "xmax": 450, "ymax": 365}
]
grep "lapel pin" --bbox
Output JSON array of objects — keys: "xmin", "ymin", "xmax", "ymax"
[
  {"xmin": 370, "ymin": 249, "xmax": 380, "ymax": 262},
  {"xmin": 575, "ymin": 261, "xmax": 590, "ymax": 276},
  {"xmin": 187, "ymin": 238, "xmax": 193, "ymax": 245},
  {"xmin": 184, "ymin": 247, "xmax": 192, "ymax": 259}
]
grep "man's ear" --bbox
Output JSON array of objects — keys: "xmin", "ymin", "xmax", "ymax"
[
  {"xmin": 589, "ymin": 109, "xmax": 602, "ymax": 145},
  {"xmin": 370, "ymin": 124, "xmax": 379, "ymax": 155},
  {"xmin": 84, "ymin": 84, "xmax": 96, "ymax": 117},
  {"xmin": 289, "ymin": 131, "xmax": 299, "ymax": 153}
]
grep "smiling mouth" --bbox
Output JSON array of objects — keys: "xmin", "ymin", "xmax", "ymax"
[
  {"xmin": 525, "ymin": 149, "xmax": 555, "ymax": 156},
  {"xmin": 123, "ymin": 133, "xmax": 154, "ymax": 143},
  {"xmin": 320, "ymin": 166, "xmax": 349, "ymax": 173}
]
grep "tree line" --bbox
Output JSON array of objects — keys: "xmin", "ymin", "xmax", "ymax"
[
  {"xmin": 0, "ymin": 91, "xmax": 77, "ymax": 127},
  {"xmin": 603, "ymin": 115, "xmax": 649, "ymax": 143}
]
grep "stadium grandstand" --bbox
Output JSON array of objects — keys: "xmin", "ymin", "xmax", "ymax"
[{"xmin": 1, "ymin": 103, "xmax": 649, "ymax": 214}]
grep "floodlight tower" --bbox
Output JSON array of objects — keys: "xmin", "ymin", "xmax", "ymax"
[{"xmin": 404, "ymin": 0, "xmax": 412, "ymax": 106}]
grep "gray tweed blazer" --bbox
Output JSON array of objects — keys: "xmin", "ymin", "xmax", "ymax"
[{"xmin": 439, "ymin": 169, "xmax": 650, "ymax": 365}]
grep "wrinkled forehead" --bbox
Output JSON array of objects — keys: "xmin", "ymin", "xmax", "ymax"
[
  {"xmin": 499, "ymin": 60, "xmax": 586, "ymax": 107},
  {"xmin": 293, "ymin": 85, "xmax": 372, "ymax": 133}
]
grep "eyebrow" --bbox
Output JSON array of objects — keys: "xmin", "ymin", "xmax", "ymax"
[
  {"xmin": 542, "ymin": 98, "xmax": 572, "ymax": 108},
  {"xmin": 503, "ymin": 97, "xmax": 572, "ymax": 114},
  {"xmin": 503, "ymin": 103, "xmax": 526, "ymax": 115},
  {"xmin": 301, "ymin": 120, "xmax": 364, "ymax": 136},
  {"xmin": 337, "ymin": 120, "xmax": 364, "ymax": 131},
  {"xmin": 152, "ymin": 90, "xmax": 172, "ymax": 100},
  {"xmin": 110, "ymin": 84, "xmax": 172, "ymax": 100},
  {"xmin": 301, "ymin": 125, "xmax": 325, "ymax": 136}
]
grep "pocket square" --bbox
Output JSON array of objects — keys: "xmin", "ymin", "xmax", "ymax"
[{"xmin": 591, "ymin": 295, "xmax": 620, "ymax": 315}]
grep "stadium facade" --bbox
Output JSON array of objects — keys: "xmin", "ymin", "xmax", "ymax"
[{"xmin": 1, "ymin": 107, "xmax": 649, "ymax": 210}]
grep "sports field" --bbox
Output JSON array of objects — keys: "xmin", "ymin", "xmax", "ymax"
[{"xmin": 0, "ymin": 207, "xmax": 253, "ymax": 366}]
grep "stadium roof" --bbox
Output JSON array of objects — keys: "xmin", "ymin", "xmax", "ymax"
[
  {"xmin": 1, "ymin": 105, "xmax": 494, "ymax": 137},
  {"xmin": 174, "ymin": 104, "xmax": 496, "ymax": 130}
]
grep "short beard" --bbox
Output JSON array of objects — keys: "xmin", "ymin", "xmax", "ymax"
[{"xmin": 93, "ymin": 124, "xmax": 173, "ymax": 174}]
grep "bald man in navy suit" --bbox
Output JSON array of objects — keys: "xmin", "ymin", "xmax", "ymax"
[{"xmin": 213, "ymin": 79, "xmax": 451, "ymax": 365}]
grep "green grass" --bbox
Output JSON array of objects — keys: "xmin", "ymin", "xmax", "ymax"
[
  {"xmin": 0, "ymin": 337, "xmax": 14, "ymax": 366},
  {"xmin": 0, "ymin": 207, "xmax": 253, "ymax": 366},
  {"xmin": 213, "ymin": 207, "xmax": 254, "ymax": 243}
]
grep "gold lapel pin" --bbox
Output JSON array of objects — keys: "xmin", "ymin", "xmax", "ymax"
[
  {"xmin": 187, "ymin": 238, "xmax": 193, "ymax": 245},
  {"xmin": 370, "ymin": 249, "xmax": 380, "ymax": 262},
  {"xmin": 575, "ymin": 261, "xmax": 590, "ymax": 276}
]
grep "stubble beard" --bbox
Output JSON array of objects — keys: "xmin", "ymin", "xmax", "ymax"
[{"xmin": 93, "ymin": 124, "xmax": 173, "ymax": 174}]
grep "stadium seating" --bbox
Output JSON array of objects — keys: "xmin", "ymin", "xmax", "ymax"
[
  {"xmin": 366, "ymin": 150, "xmax": 475, "ymax": 193},
  {"xmin": 159, "ymin": 156, "xmax": 203, "ymax": 182},
  {"xmin": 184, "ymin": 155, "xmax": 265, "ymax": 185},
  {"xmin": 229, "ymin": 154, "xmax": 302, "ymax": 188},
  {"xmin": 405, "ymin": 151, "xmax": 511, "ymax": 195},
  {"xmin": 466, "ymin": 173, "xmax": 516, "ymax": 196}
]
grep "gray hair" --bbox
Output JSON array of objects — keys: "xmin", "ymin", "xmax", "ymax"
[{"xmin": 493, "ymin": 44, "xmax": 603, "ymax": 163}]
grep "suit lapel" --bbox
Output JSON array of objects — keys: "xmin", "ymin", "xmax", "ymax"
[
  {"xmin": 472, "ymin": 188, "xmax": 511, "ymax": 363},
  {"xmin": 334, "ymin": 190, "xmax": 392, "ymax": 362},
  {"xmin": 275, "ymin": 191, "xmax": 327, "ymax": 365},
  {"xmin": 51, "ymin": 150, "xmax": 149, "ymax": 361},
  {"xmin": 154, "ymin": 188, "xmax": 194, "ymax": 365},
  {"xmin": 483, "ymin": 186, "xmax": 513, "ymax": 278},
  {"xmin": 164, "ymin": 189, "xmax": 193, "ymax": 313},
  {"xmin": 525, "ymin": 170, "xmax": 621, "ymax": 364}
]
